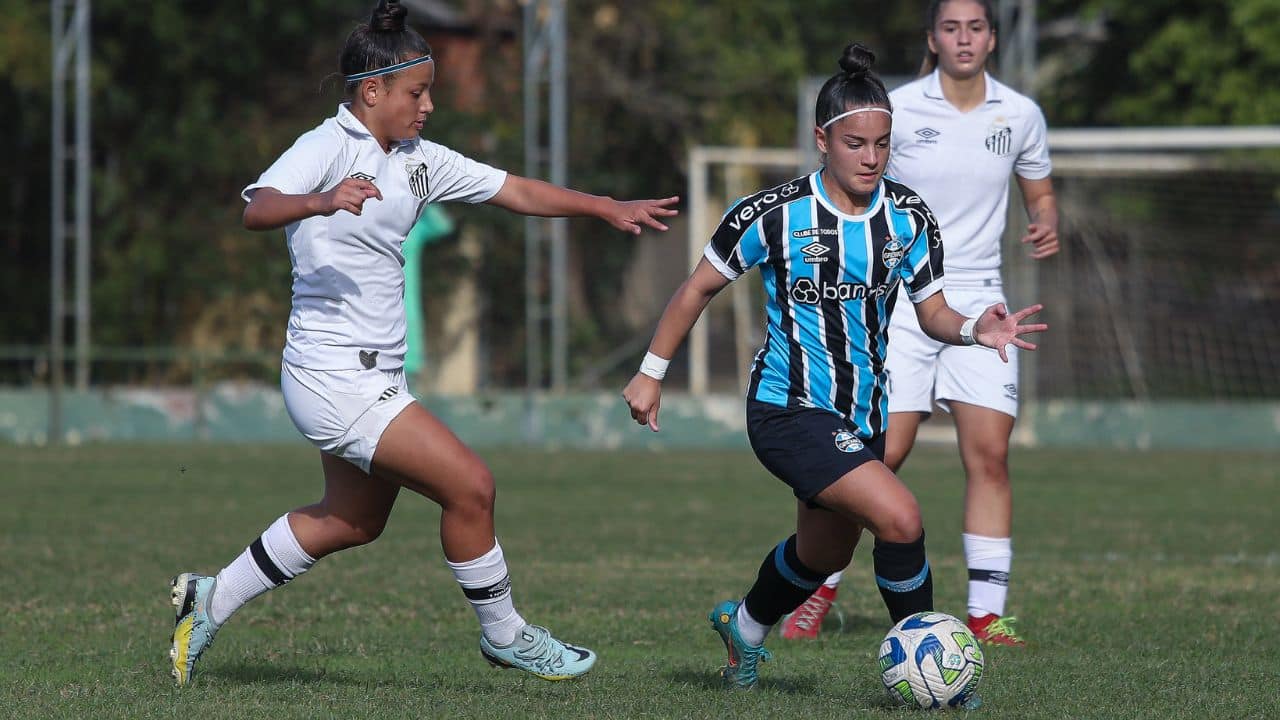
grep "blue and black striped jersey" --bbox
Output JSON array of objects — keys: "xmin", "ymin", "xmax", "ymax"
[{"xmin": 704, "ymin": 171, "xmax": 945, "ymax": 437}]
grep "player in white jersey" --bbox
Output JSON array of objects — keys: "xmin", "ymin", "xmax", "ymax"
[
  {"xmin": 780, "ymin": 0, "xmax": 1058, "ymax": 646},
  {"xmin": 167, "ymin": 0, "xmax": 678, "ymax": 686}
]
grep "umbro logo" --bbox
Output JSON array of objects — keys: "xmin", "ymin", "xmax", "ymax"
[
  {"xmin": 914, "ymin": 127, "xmax": 941, "ymax": 144},
  {"xmin": 800, "ymin": 241, "xmax": 830, "ymax": 264},
  {"xmin": 349, "ymin": 172, "xmax": 375, "ymax": 182}
]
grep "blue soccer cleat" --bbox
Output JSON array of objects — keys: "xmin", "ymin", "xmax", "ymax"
[
  {"xmin": 709, "ymin": 600, "xmax": 773, "ymax": 690},
  {"xmin": 169, "ymin": 572, "xmax": 221, "ymax": 686},
  {"xmin": 479, "ymin": 624, "xmax": 597, "ymax": 681}
]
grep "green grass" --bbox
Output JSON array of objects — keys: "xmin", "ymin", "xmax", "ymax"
[{"xmin": 1, "ymin": 443, "xmax": 1278, "ymax": 719}]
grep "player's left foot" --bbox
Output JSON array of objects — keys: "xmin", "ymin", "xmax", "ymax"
[
  {"xmin": 480, "ymin": 624, "xmax": 596, "ymax": 680},
  {"xmin": 968, "ymin": 614, "xmax": 1025, "ymax": 646},
  {"xmin": 169, "ymin": 573, "xmax": 222, "ymax": 685},
  {"xmin": 709, "ymin": 600, "xmax": 773, "ymax": 690}
]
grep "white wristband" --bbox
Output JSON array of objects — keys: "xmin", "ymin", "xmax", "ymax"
[
  {"xmin": 959, "ymin": 317, "xmax": 978, "ymax": 346},
  {"xmin": 639, "ymin": 351, "xmax": 670, "ymax": 380}
]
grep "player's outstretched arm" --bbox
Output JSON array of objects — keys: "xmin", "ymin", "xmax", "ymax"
[
  {"xmin": 622, "ymin": 259, "xmax": 730, "ymax": 432},
  {"xmin": 913, "ymin": 292, "xmax": 1048, "ymax": 363},
  {"xmin": 243, "ymin": 180, "xmax": 383, "ymax": 231},
  {"xmin": 487, "ymin": 175, "xmax": 679, "ymax": 234}
]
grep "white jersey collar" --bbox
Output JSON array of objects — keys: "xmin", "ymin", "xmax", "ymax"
[
  {"xmin": 921, "ymin": 69, "xmax": 1004, "ymax": 107},
  {"xmin": 335, "ymin": 103, "xmax": 415, "ymax": 148}
]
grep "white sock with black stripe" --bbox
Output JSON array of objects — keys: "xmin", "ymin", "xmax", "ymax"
[
  {"xmin": 963, "ymin": 533, "xmax": 1012, "ymax": 618},
  {"xmin": 447, "ymin": 540, "xmax": 525, "ymax": 646},
  {"xmin": 209, "ymin": 514, "xmax": 316, "ymax": 626}
]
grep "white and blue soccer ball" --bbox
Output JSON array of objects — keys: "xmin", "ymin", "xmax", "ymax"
[{"xmin": 878, "ymin": 611, "xmax": 984, "ymax": 709}]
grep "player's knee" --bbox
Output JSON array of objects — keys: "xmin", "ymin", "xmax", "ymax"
[
  {"xmin": 447, "ymin": 462, "xmax": 496, "ymax": 517},
  {"xmin": 966, "ymin": 445, "xmax": 1010, "ymax": 486},
  {"xmin": 879, "ymin": 502, "xmax": 924, "ymax": 544}
]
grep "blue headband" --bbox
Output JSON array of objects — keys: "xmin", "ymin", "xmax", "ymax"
[{"xmin": 344, "ymin": 54, "xmax": 433, "ymax": 82}]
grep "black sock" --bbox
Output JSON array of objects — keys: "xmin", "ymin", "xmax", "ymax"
[
  {"xmin": 873, "ymin": 532, "xmax": 934, "ymax": 623},
  {"xmin": 742, "ymin": 535, "xmax": 828, "ymax": 626}
]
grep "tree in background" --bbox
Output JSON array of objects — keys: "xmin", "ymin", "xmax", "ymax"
[
  {"xmin": 3, "ymin": 0, "xmax": 1273, "ymax": 386},
  {"xmin": 1039, "ymin": 0, "xmax": 1280, "ymax": 125}
]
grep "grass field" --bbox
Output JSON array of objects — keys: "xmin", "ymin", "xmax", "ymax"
[{"xmin": 2, "ymin": 443, "xmax": 1277, "ymax": 719}]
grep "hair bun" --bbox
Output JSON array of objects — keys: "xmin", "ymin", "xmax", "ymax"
[
  {"xmin": 837, "ymin": 42, "xmax": 876, "ymax": 78},
  {"xmin": 371, "ymin": 0, "xmax": 408, "ymax": 33}
]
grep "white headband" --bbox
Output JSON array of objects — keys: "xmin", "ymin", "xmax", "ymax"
[{"xmin": 820, "ymin": 107, "xmax": 892, "ymax": 129}]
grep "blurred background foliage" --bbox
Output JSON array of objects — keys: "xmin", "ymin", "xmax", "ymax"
[{"xmin": 2, "ymin": 0, "xmax": 1274, "ymax": 385}]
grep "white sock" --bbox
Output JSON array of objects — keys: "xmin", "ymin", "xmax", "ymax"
[
  {"xmin": 446, "ymin": 541, "xmax": 526, "ymax": 646},
  {"xmin": 963, "ymin": 533, "xmax": 1012, "ymax": 618},
  {"xmin": 735, "ymin": 601, "xmax": 771, "ymax": 647},
  {"xmin": 823, "ymin": 569, "xmax": 844, "ymax": 588},
  {"xmin": 209, "ymin": 514, "xmax": 316, "ymax": 626}
]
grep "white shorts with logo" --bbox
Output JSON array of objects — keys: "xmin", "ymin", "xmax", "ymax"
[
  {"xmin": 885, "ymin": 280, "xmax": 1019, "ymax": 418},
  {"xmin": 281, "ymin": 361, "xmax": 416, "ymax": 472}
]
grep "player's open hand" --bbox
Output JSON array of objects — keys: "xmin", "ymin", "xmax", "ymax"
[
  {"xmin": 604, "ymin": 196, "xmax": 680, "ymax": 234},
  {"xmin": 974, "ymin": 302, "xmax": 1048, "ymax": 363},
  {"xmin": 1021, "ymin": 223, "xmax": 1059, "ymax": 259},
  {"xmin": 622, "ymin": 373, "xmax": 663, "ymax": 432},
  {"xmin": 319, "ymin": 178, "xmax": 383, "ymax": 217}
]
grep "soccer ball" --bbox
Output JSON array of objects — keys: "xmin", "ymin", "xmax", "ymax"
[{"xmin": 878, "ymin": 612, "xmax": 984, "ymax": 709}]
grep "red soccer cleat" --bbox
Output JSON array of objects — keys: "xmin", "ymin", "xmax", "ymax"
[
  {"xmin": 779, "ymin": 585, "xmax": 838, "ymax": 640},
  {"xmin": 967, "ymin": 613, "xmax": 1026, "ymax": 646}
]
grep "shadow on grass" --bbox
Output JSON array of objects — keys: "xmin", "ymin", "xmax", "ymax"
[
  {"xmin": 811, "ymin": 605, "xmax": 888, "ymax": 636},
  {"xmin": 208, "ymin": 661, "xmax": 362, "ymax": 685},
  {"xmin": 664, "ymin": 667, "xmax": 821, "ymax": 695}
]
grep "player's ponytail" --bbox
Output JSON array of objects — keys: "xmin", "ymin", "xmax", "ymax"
[
  {"xmin": 837, "ymin": 43, "xmax": 876, "ymax": 81},
  {"xmin": 815, "ymin": 42, "xmax": 891, "ymax": 130},
  {"xmin": 370, "ymin": 0, "xmax": 409, "ymax": 33},
  {"xmin": 340, "ymin": 0, "xmax": 432, "ymax": 95}
]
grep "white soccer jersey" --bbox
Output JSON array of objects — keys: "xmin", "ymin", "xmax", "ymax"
[
  {"xmin": 242, "ymin": 104, "xmax": 507, "ymax": 370},
  {"xmin": 887, "ymin": 70, "xmax": 1051, "ymax": 280}
]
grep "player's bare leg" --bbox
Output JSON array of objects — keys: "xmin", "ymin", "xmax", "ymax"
[
  {"xmin": 950, "ymin": 400, "xmax": 1023, "ymax": 646},
  {"xmin": 372, "ymin": 402, "xmax": 596, "ymax": 679},
  {"xmin": 884, "ymin": 411, "xmax": 928, "ymax": 473},
  {"xmin": 782, "ymin": 411, "xmax": 928, "ymax": 640}
]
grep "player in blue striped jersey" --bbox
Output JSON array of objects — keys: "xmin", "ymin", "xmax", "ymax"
[{"xmin": 622, "ymin": 43, "xmax": 1046, "ymax": 689}]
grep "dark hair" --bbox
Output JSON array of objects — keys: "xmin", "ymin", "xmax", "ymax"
[
  {"xmin": 814, "ymin": 43, "xmax": 892, "ymax": 130},
  {"xmin": 341, "ymin": 0, "xmax": 432, "ymax": 94},
  {"xmin": 919, "ymin": 0, "xmax": 997, "ymax": 76}
]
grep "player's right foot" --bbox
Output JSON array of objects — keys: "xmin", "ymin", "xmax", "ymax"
[
  {"xmin": 479, "ymin": 624, "xmax": 597, "ymax": 681},
  {"xmin": 169, "ymin": 573, "xmax": 221, "ymax": 685},
  {"xmin": 779, "ymin": 584, "xmax": 837, "ymax": 640},
  {"xmin": 968, "ymin": 614, "xmax": 1025, "ymax": 646},
  {"xmin": 709, "ymin": 600, "xmax": 772, "ymax": 690}
]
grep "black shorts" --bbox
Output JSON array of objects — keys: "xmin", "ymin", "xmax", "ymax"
[{"xmin": 746, "ymin": 399, "xmax": 886, "ymax": 506}]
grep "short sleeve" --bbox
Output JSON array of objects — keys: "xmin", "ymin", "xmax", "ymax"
[
  {"xmin": 1014, "ymin": 104, "xmax": 1052, "ymax": 181},
  {"xmin": 900, "ymin": 197, "xmax": 946, "ymax": 302},
  {"xmin": 241, "ymin": 128, "xmax": 343, "ymax": 202},
  {"xmin": 702, "ymin": 195, "xmax": 775, "ymax": 281},
  {"xmin": 419, "ymin": 141, "xmax": 508, "ymax": 205}
]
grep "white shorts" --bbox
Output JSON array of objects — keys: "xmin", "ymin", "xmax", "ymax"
[
  {"xmin": 280, "ymin": 361, "xmax": 415, "ymax": 472},
  {"xmin": 885, "ymin": 282, "xmax": 1019, "ymax": 418}
]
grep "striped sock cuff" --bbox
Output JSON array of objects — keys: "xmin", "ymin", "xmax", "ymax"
[{"xmin": 252, "ymin": 514, "xmax": 316, "ymax": 587}]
